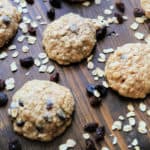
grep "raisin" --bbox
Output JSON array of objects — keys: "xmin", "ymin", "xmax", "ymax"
[
  {"xmin": 0, "ymin": 79, "xmax": 5, "ymax": 91},
  {"xmin": 49, "ymin": 0, "xmax": 61, "ymax": 8},
  {"xmin": 16, "ymin": 121, "xmax": 25, "ymax": 127},
  {"xmin": 2, "ymin": 15, "xmax": 11, "ymax": 25},
  {"xmin": 84, "ymin": 122, "xmax": 98, "ymax": 133},
  {"xmin": 56, "ymin": 109, "xmax": 66, "ymax": 121},
  {"xmin": 46, "ymin": 99, "xmax": 53, "ymax": 110},
  {"xmin": 0, "ymin": 92, "xmax": 8, "ymax": 107},
  {"xmin": 95, "ymin": 126, "xmax": 105, "ymax": 142},
  {"xmin": 95, "ymin": 85, "xmax": 107, "ymax": 98},
  {"xmin": 96, "ymin": 26, "xmax": 107, "ymax": 41},
  {"xmin": 50, "ymin": 72, "xmax": 59, "ymax": 82},
  {"xmin": 25, "ymin": 0, "xmax": 34, "ymax": 4},
  {"xmin": 8, "ymin": 139, "xmax": 22, "ymax": 150},
  {"xmin": 133, "ymin": 8, "xmax": 145, "ymax": 17},
  {"xmin": 86, "ymin": 84, "xmax": 95, "ymax": 96},
  {"xmin": 28, "ymin": 25, "xmax": 36, "ymax": 36},
  {"xmin": 85, "ymin": 139, "xmax": 97, "ymax": 150},
  {"xmin": 115, "ymin": 1, "xmax": 125, "ymax": 13},
  {"xmin": 89, "ymin": 97, "xmax": 101, "ymax": 107},
  {"xmin": 20, "ymin": 57, "xmax": 34, "ymax": 68},
  {"xmin": 114, "ymin": 12, "xmax": 124, "ymax": 24},
  {"xmin": 47, "ymin": 8, "xmax": 55, "ymax": 20}
]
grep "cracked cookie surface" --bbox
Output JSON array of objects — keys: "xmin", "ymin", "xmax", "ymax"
[
  {"xmin": 42, "ymin": 13, "xmax": 101, "ymax": 65},
  {"xmin": 141, "ymin": 0, "xmax": 150, "ymax": 18},
  {"xmin": 105, "ymin": 43, "xmax": 150, "ymax": 99},
  {"xmin": 8, "ymin": 80, "xmax": 75, "ymax": 141}
]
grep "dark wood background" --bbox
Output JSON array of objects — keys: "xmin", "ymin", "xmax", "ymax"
[{"xmin": 0, "ymin": 0, "xmax": 150, "ymax": 149}]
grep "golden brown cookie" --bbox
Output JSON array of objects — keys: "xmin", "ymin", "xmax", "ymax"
[
  {"xmin": 105, "ymin": 43, "xmax": 150, "ymax": 99},
  {"xmin": 8, "ymin": 80, "xmax": 75, "ymax": 141},
  {"xmin": 141, "ymin": 0, "xmax": 150, "ymax": 18}
]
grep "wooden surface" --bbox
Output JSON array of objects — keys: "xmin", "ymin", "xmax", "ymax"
[{"xmin": 0, "ymin": 0, "xmax": 150, "ymax": 149}]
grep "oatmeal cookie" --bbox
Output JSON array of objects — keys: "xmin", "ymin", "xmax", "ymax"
[
  {"xmin": 0, "ymin": 0, "xmax": 21, "ymax": 48},
  {"xmin": 141, "ymin": 0, "xmax": 150, "ymax": 18},
  {"xmin": 8, "ymin": 80, "xmax": 75, "ymax": 141},
  {"xmin": 42, "ymin": 13, "xmax": 101, "ymax": 65},
  {"xmin": 105, "ymin": 43, "xmax": 150, "ymax": 99}
]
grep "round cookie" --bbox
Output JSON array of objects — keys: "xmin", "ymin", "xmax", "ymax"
[
  {"xmin": 141, "ymin": 0, "xmax": 150, "ymax": 18},
  {"xmin": 42, "ymin": 13, "xmax": 101, "ymax": 65},
  {"xmin": 105, "ymin": 43, "xmax": 150, "ymax": 99},
  {"xmin": 0, "ymin": 0, "xmax": 21, "ymax": 48},
  {"xmin": 8, "ymin": 80, "xmax": 75, "ymax": 141}
]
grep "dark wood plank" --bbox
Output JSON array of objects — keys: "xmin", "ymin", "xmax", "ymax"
[{"xmin": 0, "ymin": 0, "xmax": 150, "ymax": 150}]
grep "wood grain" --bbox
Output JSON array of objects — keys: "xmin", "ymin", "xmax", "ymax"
[{"xmin": 0, "ymin": 0, "xmax": 150, "ymax": 150}]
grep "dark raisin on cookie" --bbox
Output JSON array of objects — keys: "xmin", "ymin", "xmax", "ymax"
[
  {"xmin": 56, "ymin": 109, "xmax": 66, "ymax": 120},
  {"xmin": 16, "ymin": 120, "xmax": 25, "ymax": 127},
  {"xmin": 46, "ymin": 99, "xmax": 53, "ymax": 110},
  {"xmin": 84, "ymin": 122, "xmax": 98, "ymax": 133},
  {"xmin": 2, "ymin": 15, "xmax": 11, "ymax": 25}
]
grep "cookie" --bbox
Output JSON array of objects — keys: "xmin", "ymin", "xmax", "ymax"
[
  {"xmin": 0, "ymin": 0, "xmax": 21, "ymax": 48},
  {"xmin": 105, "ymin": 43, "xmax": 150, "ymax": 99},
  {"xmin": 141, "ymin": 0, "xmax": 150, "ymax": 18},
  {"xmin": 42, "ymin": 13, "xmax": 101, "ymax": 65},
  {"xmin": 8, "ymin": 80, "xmax": 75, "ymax": 141}
]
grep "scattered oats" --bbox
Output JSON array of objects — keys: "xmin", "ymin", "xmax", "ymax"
[
  {"xmin": 126, "ymin": 111, "xmax": 136, "ymax": 118},
  {"xmin": 118, "ymin": 115, "xmax": 125, "ymax": 121},
  {"xmin": 8, "ymin": 45, "xmax": 16, "ymax": 51},
  {"xmin": 12, "ymin": 51, "xmax": 19, "ymax": 58},
  {"xmin": 19, "ymin": 22, "xmax": 28, "ymax": 33},
  {"xmin": 98, "ymin": 53, "xmax": 106, "ymax": 62},
  {"xmin": 5, "ymin": 78, "xmax": 15, "ymax": 91},
  {"xmin": 94, "ymin": 76, "xmax": 99, "ymax": 81},
  {"xmin": 103, "ymin": 48, "xmax": 114, "ymax": 53},
  {"xmin": 123, "ymin": 124, "xmax": 132, "ymax": 132},
  {"xmin": 139, "ymin": 102, "xmax": 147, "ymax": 112},
  {"xmin": 122, "ymin": 16, "xmax": 128, "ymax": 20},
  {"xmin": 102, "ymin": 81, "xmax": 109, "ymax": 88},
  {"xmin": 40, "ymin": 21, "xmax": 47, "ymax": 25},
  {"xmin": 59, "ymin": 144, "xmax": 68, "ymax": 150},
  {"xmin": 17, "ymin": 35, "xmax": 25, "ymax": 42},
  {"xmin": 87, "ymin": 55, "xmax": 93, "ymax": 62},
  {"xmin": 82, "ymin": 1, "xmax": 91, "ymax": 7},
  {"xmin": 101, "ymin": 147, "xmax": 110, "ymax": 150},
  {"xmin": 25, "ymin": 72, "xmax": 30, "ymax": 76},
  {"xmin": 10, "ymin": 62, "xmax": 18, "ymax": 72},
  {"xmin": 104, "ymin": 9, "xmax": 112, "ymax": 15},
  {"xmin": 95, "ymin": 0, "xmax": 101, "ymax": 5},
  {"xmin": 42, "ymin": 57, "xmax": 49, "ymax": 64},
  {"xmin": 47, "ymin": 65, "xmax": 55, "ymax": 74},
  {"xmin": 134, "ymin": 32, "xmax": 144, "ymax": 40},
  {"xmin": 66, "ymin": 139, "xmax": 76, "ymax": 148},
  {"xmin": 135, "ymin": 16, "xmax": 147, "ymax": 24},
  {"xmin": 110, "ymin": 135, "xmax": 118, "ymax": 145},
  {"xmin": 0, "ymin": 52, "xmax": 8, "ymax": 60},
  {"xmin": 127, "ymin": 103, "xmax": 134, "ymax": 112},
  {"xmin": 138, "ymin": 121, "xmax": 147, "ymax": 134},
  {"xmin": 38, "ymin": 52, "xmax": 47, "ymax": 59},
  {"xmin": 22, "ymin": 8, "xmax": 28, "ymax": 13},
  {"xmin": 145, "ymin": 34, "xmax": 150, "ymax": 44},
  {"xmin": 31, "ymin": 21, "xmax": 38, "ymax": 28},
  {"xmin": 39, "ymin": 65, "xmax": 47, "ymax": 73},
  {"xmin": 128, "ymin": 117, "xmax": 136, "ymax": 126},
  {"xmin": 93, "ymin": 89, "xmax": 100, "ymax": 98},
  {"xmin": 131, "ymin": 138, "xmax": 138, "ymax": 146},
  {"xmin": 146, "ymin": 109, "xmax": 150, "ymax": 116},
  {"xmin": 87, "ymin": 61, "xmax": 94, "ymax": 70},
  {"xmin": 23, "ymin": 16, "xmax": 31, "ymax": 24},
  {"xmin": 82, "ymin": 133, "xmax": 90, "ymax": 139},
  {"xmin": 22, "ymin": 45, "xmax": 29, "ymax": 53},
  {"xmin": 112, "ymin": 120, "xmax": 122, "ymax": 130},
  {"xmin": 134, "ymin": 146, "xmax": 141, "ymax": 150},
  {"xmin": 130, "ymin": 22, "xmax": 139, "ymax": 30},
  {"xmin": 36, "ymin": 15, "xmax": 42, "ymax": 20},
  {"xmin": 27, "ymin": 36, "xmax": 37, "ymax": 44},
  {"xmin": 110, "ymin": 5, "xmax": 114, "ymax": 10},
  {"xmin": 34, "ymin": 58, "xmax": 41, "ymax": 67},
  {"xmin": 96, "ymin": 67, "xmax": 104, "ymax": 77}
]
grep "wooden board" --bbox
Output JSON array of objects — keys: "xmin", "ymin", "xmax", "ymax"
[{"xmin": 0, "ymin": 0, "xmax": 150, "ymax": 149}]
